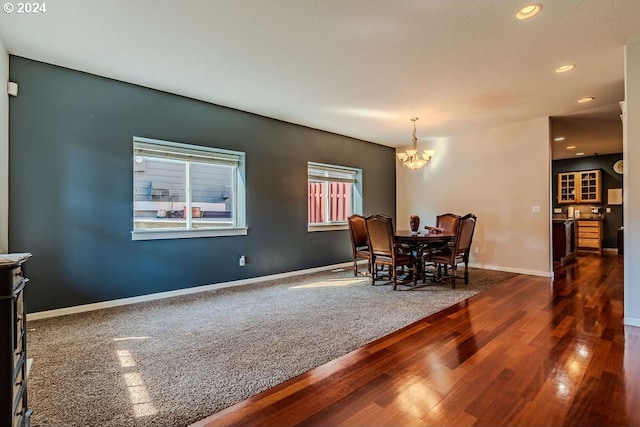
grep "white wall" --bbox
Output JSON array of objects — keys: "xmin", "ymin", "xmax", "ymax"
[
  {"xmin": 624, "ymin": 40, "xmax": 640, "ymax": 327},
  {"xmin": 397, "ymin": 116, "xmax": 551, "ymax": 276},
  {"xmin": 0, "ymin": 37, "xmax": 8, "ymax": 253}
]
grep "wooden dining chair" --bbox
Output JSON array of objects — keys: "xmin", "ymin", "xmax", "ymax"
[
  {"xmin": 436, "ymin": 213, "xmax": 461, "ymax": 233},
  {"xmin": 423, "ymin": 213, "xmax": 460, "ymax": 279},
  {"xmin": 424, "ymin": 213, "xmax": 477, "ymax": 288},
  {"xmin": 347, "ymin": 214, "xmax": 372, "ymax": 276},
  {"xmin": 365, "ymin": 214, "xmax": 416, "ymax": 289}
]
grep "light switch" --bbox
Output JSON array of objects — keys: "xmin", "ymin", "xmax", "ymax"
[{"xmin": 532, "ymin": 206, "xmax": 541, "ymax": 214}]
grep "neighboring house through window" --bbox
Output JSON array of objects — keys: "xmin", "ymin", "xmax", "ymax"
[
  {"xmin": 308, "ymin": 162, "xmax": 362, "ymax": 231},
  {"xmin": 132, "ymin": 137, "xmax": 246, "ymax": 240}
]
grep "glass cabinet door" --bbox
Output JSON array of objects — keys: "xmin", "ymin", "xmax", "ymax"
[
  {"xmin": 579, "ymin": 170, "xmax": 601, "ymax": 203},
  {"xmin": 558, "ymin": 172, "xmax": 576, "ymax": 203}
]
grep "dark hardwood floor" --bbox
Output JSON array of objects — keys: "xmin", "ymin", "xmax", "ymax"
[{"xmin": 191, "ymin": 253, "xmax": 638, "ymax": 427}]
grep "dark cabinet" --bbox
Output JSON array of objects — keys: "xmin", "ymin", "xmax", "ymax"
[
  {"xmin": 1, "ymin": 253, "xmax": 32, "ymax": 427},
  {"xmin": 553, "ymin": 220, "xmax": 576, "ymax": 266}
]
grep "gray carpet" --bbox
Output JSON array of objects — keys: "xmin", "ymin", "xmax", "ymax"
[{"xmin": 26, "ymin": 267, "xmax": 518, "ymax": 427}]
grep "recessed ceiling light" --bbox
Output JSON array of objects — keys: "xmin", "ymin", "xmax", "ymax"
[
  {"xmin": 556, "ymin": 64, "xmax": 575, "ymax": 73},
  {"xmin": 576, "ymin": 152, "xmax": 585, "ymax": 156},
  {"xmin": 578, "ymin": 97, "xmax": 595, "ymax": 103},
  {"xmin": 566, "ymin": 145, "xmax": 576, "ymax": 150},
  {"xmin": 516, "ymin": 3, "xmax": 543, "ymax": 20},
  {"xmin": 554, "ymin": 136, "xmax": 565, "ymax": 142}
]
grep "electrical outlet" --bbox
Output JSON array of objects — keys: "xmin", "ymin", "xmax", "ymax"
[
  {"xmin": 239, "ymin": 255, "xmax": 245, "ymax": 266},
  {"xmin": 606, "ymin": 207, "xmax": 611, "ymax": 213},
  {"xmin": 474, "ymin": 247, "xmax": 480, "ymax": 254}
]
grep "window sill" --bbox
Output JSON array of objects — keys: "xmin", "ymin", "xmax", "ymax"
[
  {"xmin": 132, "ymin": 227, "xmax": 248, "ymax": 241},
  {"xmin": 307, "ymin": 224, "xmax": 348, "ymax": 232}
]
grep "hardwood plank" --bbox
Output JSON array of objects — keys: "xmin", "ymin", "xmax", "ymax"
[{"xmin": 191, "ymin": 254, "xmax": 639, "ymax": 427}]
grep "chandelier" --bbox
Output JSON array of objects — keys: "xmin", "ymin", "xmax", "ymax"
[{"xmin": 396, "ymin": 117, "xmax": 435, "ymax": 170}]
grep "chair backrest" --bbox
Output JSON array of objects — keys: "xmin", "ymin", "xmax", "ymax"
[
  {"xmin": 436, "ymin": 213, "xmax": 460, "ymax": 233},
  {"xmin": 347, "ymin": 214, "xmax": 368, "ymax": 251},
  {"xmin": 452, "ymin": 213, "xmax": 477, "ymax": 256},
  {"xmin": 365, "ymin": 214, "xmax": 395, "ymax": 258}
]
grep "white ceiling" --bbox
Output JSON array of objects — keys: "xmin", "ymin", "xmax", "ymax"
[{"xmin": 1, "ymin": 0, "xmax": 639, "ymax": 153}]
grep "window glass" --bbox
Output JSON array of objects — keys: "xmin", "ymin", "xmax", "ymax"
[
  {"xmin": 133, "ymin": 137, "xmax": 246, "ymax": 240},
  {"xmin": 308, "ymin": 162, "xmax": 362, "ymax": 230}
]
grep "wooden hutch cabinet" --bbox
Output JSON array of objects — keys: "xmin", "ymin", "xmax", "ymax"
[
  {"xmin": 1, "ymin": 254, "xmax": 32, "ymax": 427},
  {"xmin": 557, "ymin": 170, "xmax": 602, "ymax": 204}
]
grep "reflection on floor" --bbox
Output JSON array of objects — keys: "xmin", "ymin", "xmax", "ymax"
[{"xmin": 192, "ymin": 253, "xmax": 638, "ymax": 427}]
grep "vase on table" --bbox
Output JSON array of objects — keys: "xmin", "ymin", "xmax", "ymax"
[{"xmin": 409, "ymin": 215, "xmax": 420, "ymax": 234}]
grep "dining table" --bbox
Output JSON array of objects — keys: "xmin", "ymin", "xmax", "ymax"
[{"xmin": 395, "ymin": 230, "xmax": 455, "ymax": 282}]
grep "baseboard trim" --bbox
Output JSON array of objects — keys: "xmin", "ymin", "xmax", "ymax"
[
  {"xmin": 623, "ymin": 316, "xmax": 640, "ymax": 328},
  {"xmin": 27, "ymin": 262, "xmax": 354, "ymax": 321},
  {"xmin": 27, "ymin": 261, "xmax": 551, "ymax": 321},
  {"xmin": 468, "ymin": 263, "xmax": 552, "ymax": 278}
]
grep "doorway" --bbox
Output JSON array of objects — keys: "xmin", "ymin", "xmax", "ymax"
[{"xmin": 550, "ymin": 116, "xmax": 623, "ymax": 271}]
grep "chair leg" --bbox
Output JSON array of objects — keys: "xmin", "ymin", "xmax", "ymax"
[
  {"xmin": 371, "ymin": 262, "xmax": 377, "ymax": 285},
  {"xmin": 436, "ymin": 263, "xmax": 445, "ymax": 282},
  {"xmin": 353, "ymin": 259, "xmax": 358, "ymax": 277},
  {"xmin": 451, "ymin": 263, "xmax": 457, "ymax": 289},
  {"xmin": 464, "ymin": 259, "xmax": 469, "ymax": 284}
]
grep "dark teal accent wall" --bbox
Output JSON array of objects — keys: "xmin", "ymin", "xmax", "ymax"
[
  {"xmin": 8, "ymin": 56, "xmax": 396, "ymax": 313},
  {"xmin": 552, "ymin": 153, "xmax": 623, "ymax": 249}
]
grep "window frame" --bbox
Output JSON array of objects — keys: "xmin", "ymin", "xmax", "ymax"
[
  {"xmin": 307, "ymin": 161, "xmax": 363, "ymax": 232},
  {"xmin": 131, "ymin": 136, "xmax": 247, "ymax": 241}
]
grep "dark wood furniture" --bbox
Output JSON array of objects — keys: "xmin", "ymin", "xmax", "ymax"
[
  {"xmin": 618, "ymin": 227, "xmax": 624, "ymax": 255},
  {"xmin": 365, "ymin": 215, "xmax": 416, "ymax": 289},
  {"xmin": 424, "ymin": 213, "xmax": 477, "ymax": 288},
  {"xmin": 395, "ymin": 230, "xmax": 455, "ymax": 283},
  {"xmin": 394, "ymin": 230, "xmax": 456, "ymax": 243},
  {"xmin": 553, "ymin": 219, "xmax": 577, "ymax": 266},
  {"xmin": 347, "ymin": 214, "xmax": 371, "ymax": 276},
  {"xmin": 434, "ymin": 212, "xmax": 460, "ymax": 233},
  {"xmin": 1, "ymin": 253, "xmax": 32, "ymax": 427}
]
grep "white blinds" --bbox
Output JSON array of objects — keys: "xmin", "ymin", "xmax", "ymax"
[
  {"xmin": 134, "ymin": 138, "xmax": 240, "ymax": 166},
  {"xmin": 308, "ymin": 163, "xmax": 357, "ymax": 183}
]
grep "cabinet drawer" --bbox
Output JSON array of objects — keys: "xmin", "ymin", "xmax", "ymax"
[
  {"xmin": 13, "ymin": 362, "xmax": 24, "ymax": 399},
  {"xmin": 13, "ymin": 413, "xmax": 24, "ymax": 427},
  {"xmin": 12, "ymin": 265, "xmax": 23, "ymax": 287},
  {"xmin": 578, "ymin": 221, "xmax": 599, "ymax": 228},
  {"xmin": 579, "ymin": 231, "xmax": 600, "ymax": 239},
  {"xmin": 579, "ymin": 238, "xmax": 601, "ymax": 248},
  {"xmin": 16, "ymin": 286, "xmax": 23, "ymax": 316},
  {"xmin": 13, "ymin": 383, "xmax": 24, "ymax": 421},
  {"xmin": 0, "ymin": 265, "xmax": 24, "ymax": 294},
  {"xmin": 14, "ymin": 333, "xmax": 24, "ymax": 373},
  {"xmin": 14, "ymin": 290, "xmax": 25, "ymax": 352}
]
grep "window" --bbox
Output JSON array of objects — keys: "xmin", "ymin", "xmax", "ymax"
[
  {"xmin": 308, "ymin": 162, "xmax": 362, "ymax": 231},
  {"xmin": 132, "ymin": 137, "xmax": 246, "ymax": 240}
]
